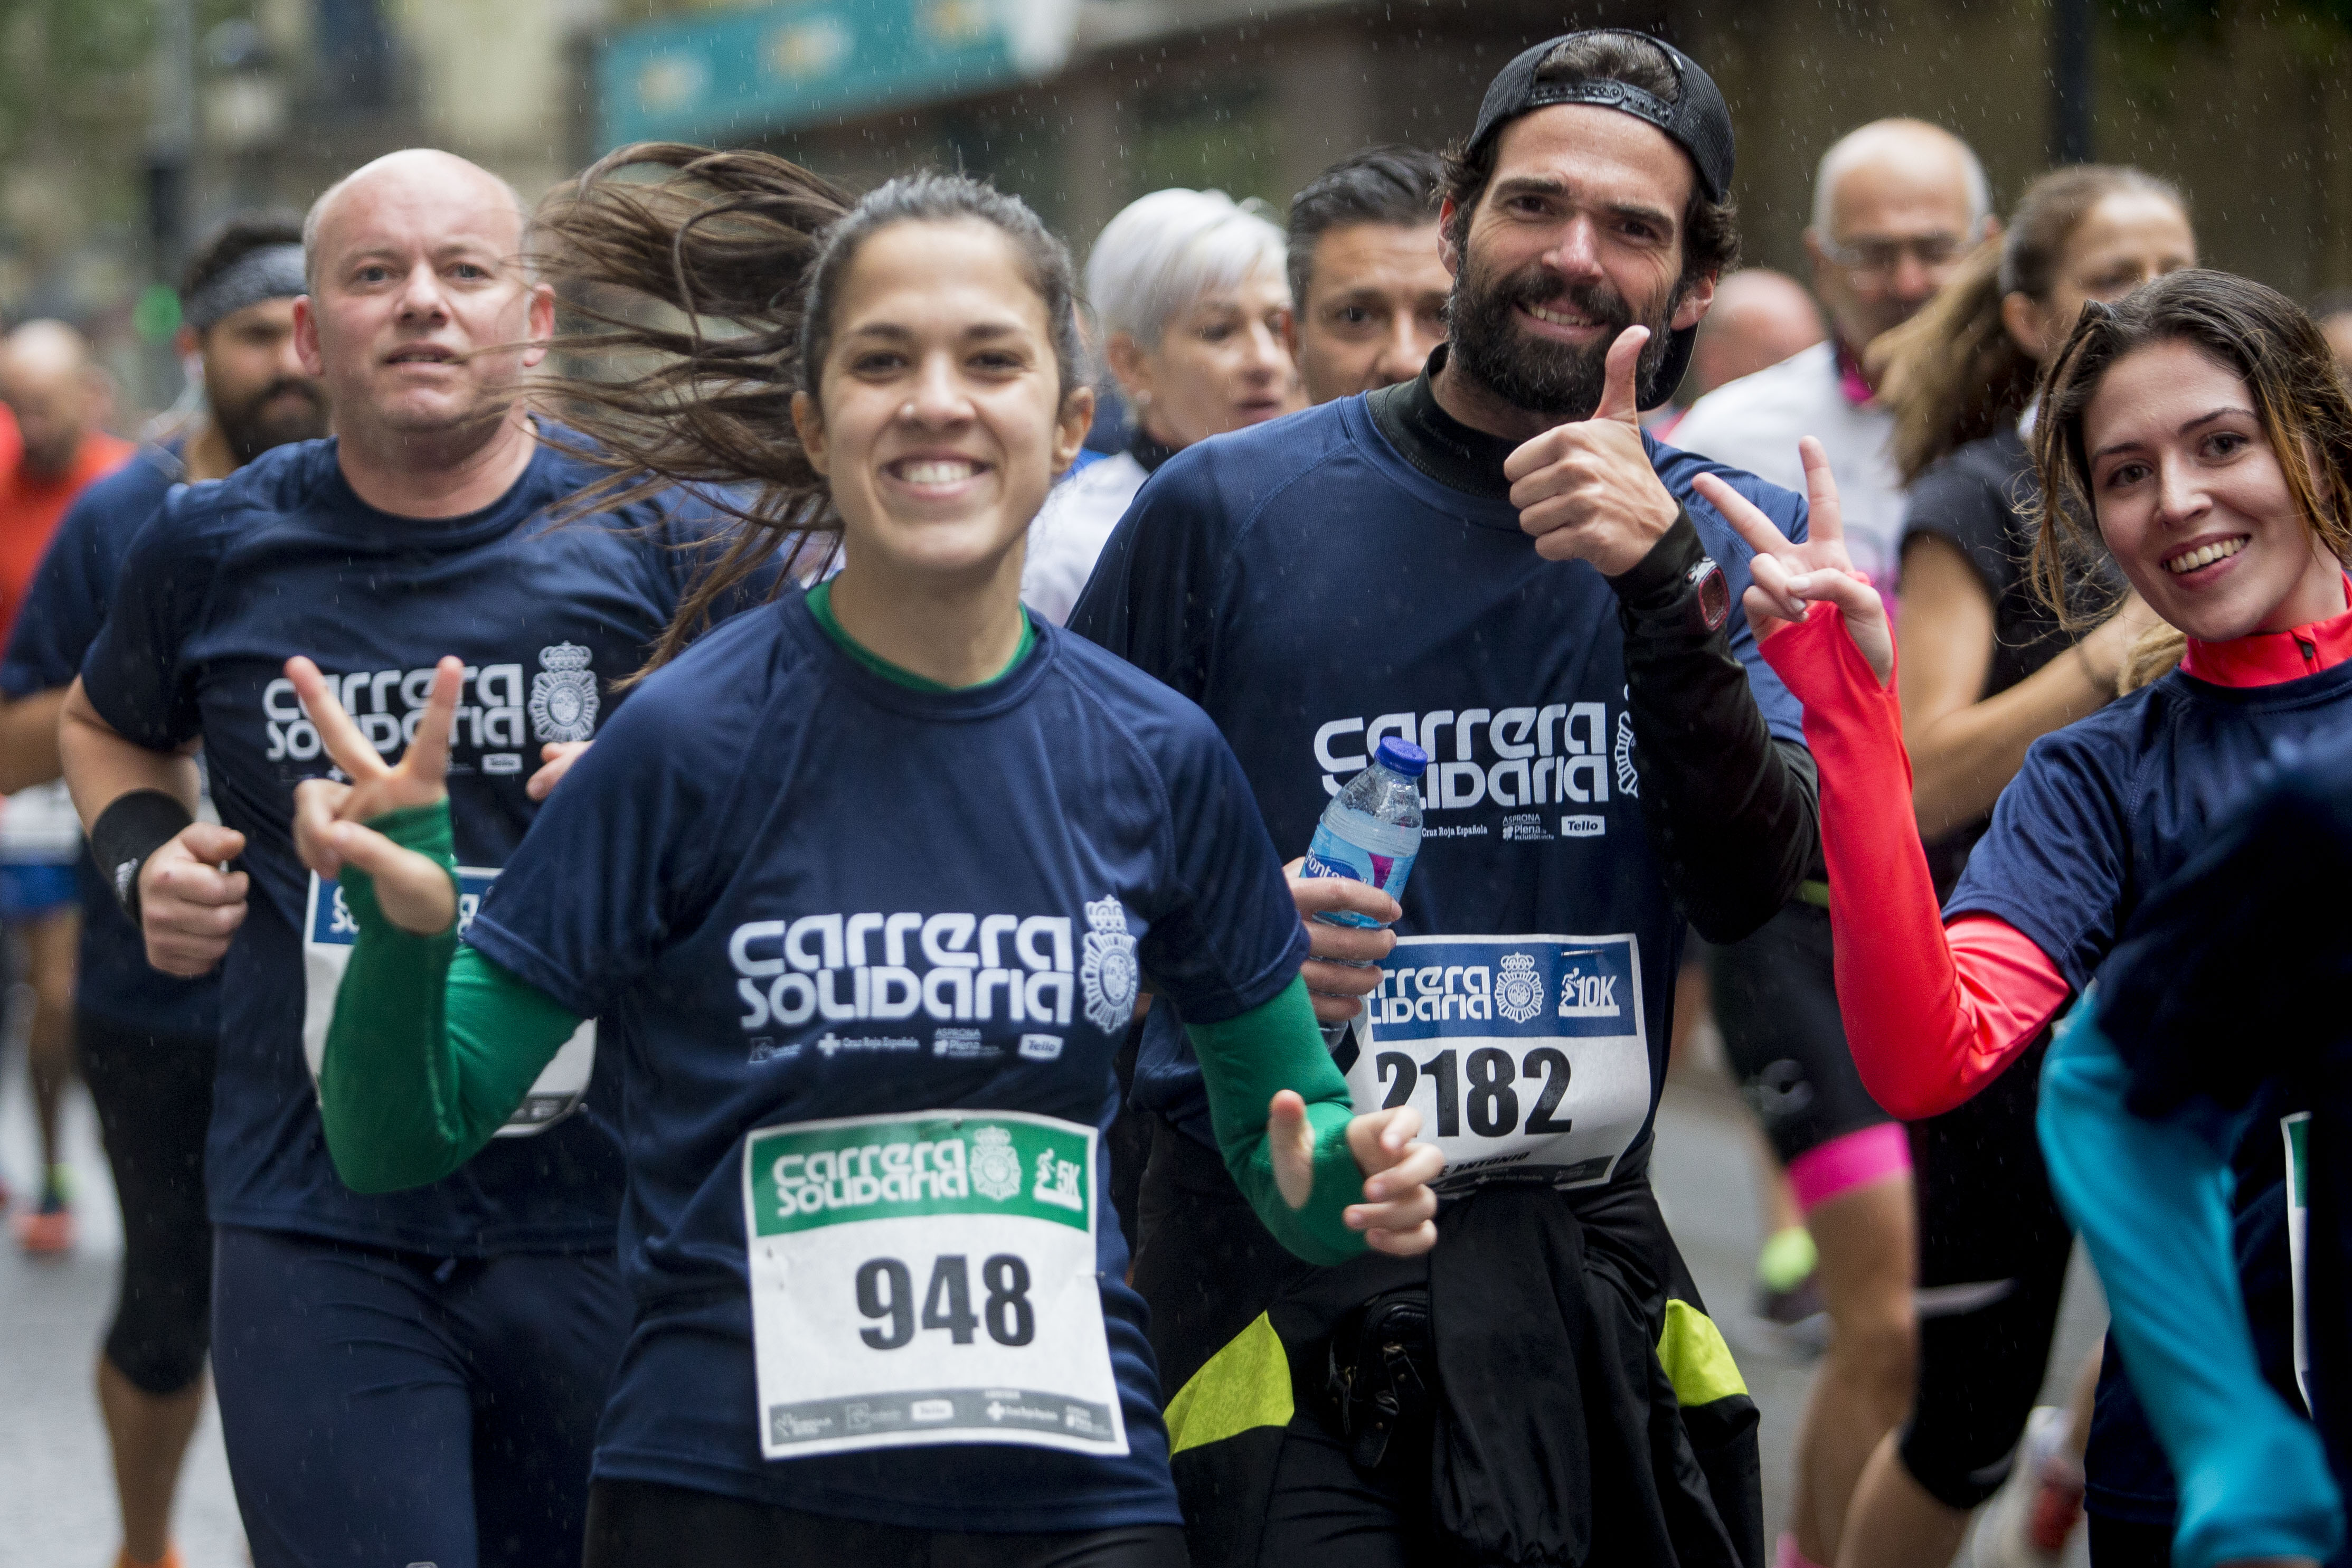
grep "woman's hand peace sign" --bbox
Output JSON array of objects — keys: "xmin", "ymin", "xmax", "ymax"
[
  {"xmin": 284, "ymin": 654, "xmax": 466, "ymax": 936},
  {"xmin": 1692, "ymin": 436, "xmax": 1894, "ymax": 687}
]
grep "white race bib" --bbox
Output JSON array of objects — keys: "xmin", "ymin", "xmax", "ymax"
[
  {"xmin": 1343, "ymin": 933, "xmax": 1650, "ymax": 1191},
  {"xmin": 740, "ymin": 1110, "xmax": 1126, "ymax": 1462},
  {"xmin": 303, "ymin": 869, "xmax": 596, "ymax": 1137}
]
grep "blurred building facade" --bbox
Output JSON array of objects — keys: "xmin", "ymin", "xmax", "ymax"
[
  {"xmin": 592, "ymin": 0, "xmax": 2352, "ymax": 301},
  {"xmin": 7, "ymin": 0, "xmax": 2352, "ymax": 415}
]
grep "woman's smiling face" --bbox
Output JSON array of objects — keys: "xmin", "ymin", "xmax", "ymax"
[
  {"xmin": 794, "ymin": 217, "xmax": 1089, "ymax": 584},
  {"xmin": 2082, "ymin": 337, "xmax": 2347, "ymax": 640}
]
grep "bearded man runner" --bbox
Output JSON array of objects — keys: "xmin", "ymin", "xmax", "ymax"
[{"xmin": 1071, "ymin": 30, "xmax": 1816, "ymax": 1566}]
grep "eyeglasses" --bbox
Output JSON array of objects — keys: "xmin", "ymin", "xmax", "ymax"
[{"xmin": 1816, "ymin": 232, "xmax": 1973, "ymax": 278}]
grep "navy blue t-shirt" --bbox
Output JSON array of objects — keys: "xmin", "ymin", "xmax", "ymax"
[
  {"xmin": 1947, "ymin": 658, "xmax": 2352, "ymax": 991},
  {"xmin": 1070, "ymin": 398, "xmax": 1807, "ymax": 1165},
  {"xmin": 2, "ymin": 443, "xmax": 220, "ymax": 1037},
  {"xmin": 462, "ymin": 594, "xmax": 1306, "ymax": 1527},
  {"xmin": 80, "ymin": 429, "xmax": 743, "ymax": 1254}
]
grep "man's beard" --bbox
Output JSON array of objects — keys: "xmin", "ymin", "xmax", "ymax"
[
  {"xmin": 212, "ymin": 376, "xmax": 329, "ymax": 465},
  {"xmin": 1447, "ymin": 250, "xmax": 1680, "ymax": 418}
]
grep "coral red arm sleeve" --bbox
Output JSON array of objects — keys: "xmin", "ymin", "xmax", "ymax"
[{"xmin": 1757, "ymin": 601, "xmax": 2074, "ymax": 1119}]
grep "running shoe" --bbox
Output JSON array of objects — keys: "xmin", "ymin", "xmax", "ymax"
[
  {"xmin": 1972, "ymin": 1405, "xmax": 2085, "ymax": 1567},
  {"xmin": 1753, "ymin": 1225, "xmax": 1829, "ymax": 1354},
  {"xmin": 15, "ymin": 1166, "xmax": 74, "ymax": 1257},
  {"xmin": 117, "ymin": 1544, "xmax": 183, "ymax": 1568}
]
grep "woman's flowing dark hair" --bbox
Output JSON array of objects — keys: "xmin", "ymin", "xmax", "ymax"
[
  {"xmin": 527, "ymin": 143, "xmax": 1085, "ymax": 677},
  {"xmin": 1875, "ymin": 164, "xmax": 2186, "ymax": 486},
  {"xmin": 2028, "ymin": 268, "xmax": 2352, "ymax": 687}
]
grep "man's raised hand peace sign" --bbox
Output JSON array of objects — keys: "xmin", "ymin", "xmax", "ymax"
[
  {"xmin": 1692, "ymin": 437, "xmax": 1894, "ymax": 686},
  {"xmin": 1503, "ymin": 325, "xmax": 1680, "ymax": 574},
  {"xmin": 285, "ymin": 655, "xmax": 467, "ymax": 935}
]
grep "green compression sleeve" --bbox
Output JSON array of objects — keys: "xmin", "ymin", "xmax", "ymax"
[
  {"xmin": 316, "ymin": 802, "xmax": 586, "ymax": 1193},
  {"xmin": 1188, "ymin": 975, "xmax": 1367, "ymax": 1265}
]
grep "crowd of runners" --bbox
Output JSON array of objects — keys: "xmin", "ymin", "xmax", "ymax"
[{"xmin": 0, "ymin": 24, "xmax": 2344, "ymax": 1568}]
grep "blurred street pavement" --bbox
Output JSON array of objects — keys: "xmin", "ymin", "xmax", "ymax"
[{"xmin": 0, "ymin": 1021, "xmax": 2102, "ymax": 1567}]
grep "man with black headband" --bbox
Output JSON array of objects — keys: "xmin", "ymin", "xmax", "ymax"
[
  {"xmin": 1072, "ymin": 30, "xmax": 1815, "ymax": 1564},
  {"xmin": 0, "ymin": 211, "xmax": 323, "ymax": 1568}
]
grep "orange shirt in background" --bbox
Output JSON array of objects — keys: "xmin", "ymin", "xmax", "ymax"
[{"xmin": 0, "ymin": 430, "xmax": 132, "ymax": 646}]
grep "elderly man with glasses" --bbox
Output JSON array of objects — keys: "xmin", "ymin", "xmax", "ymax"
[
  {"xmin": 1656, "ymin": 117, "xmax": 1990, "ymax": 1568},
  {"xmin": 1670, "ymin": 118, "xmax": 1990, "ymax": 589}
]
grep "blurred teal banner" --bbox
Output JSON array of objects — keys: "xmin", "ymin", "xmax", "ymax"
[{"xmin": 600, "ymin": 0, "xmax": 1078, "ymax": 148}]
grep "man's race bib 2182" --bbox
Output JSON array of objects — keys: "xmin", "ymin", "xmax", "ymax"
[
  {"xmin": 303, "ymin": 870, "xmax": 596, "ymax": 1136},
  {"xmin": 1343, "ymin": 933, "xmax": 1650, "ymax": 1190},
  {"xmin": 740, "ymin": 1110, "xmax": 1126, "ymax": 1462}
]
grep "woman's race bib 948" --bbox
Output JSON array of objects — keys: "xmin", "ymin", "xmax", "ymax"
[
  {"xmin": 1342, "ymin": 932, "xmax": 1650, "ymax": 1191},
  {"xmin": 740, "ymin": 1110, "xmax": 1126, "ymax": 1462},
  {"xmin": 303, "ymin": 870, "xmax": 597, "ymax": 1136}
]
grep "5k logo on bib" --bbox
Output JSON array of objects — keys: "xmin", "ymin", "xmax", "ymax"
[
  {"xmin": 1079, "ymin": 896, "xmax": 1138, "ymax": 1034},
  {"xmin": 529, "ymin": 642, "xmax": 599, "ymax": 743}
]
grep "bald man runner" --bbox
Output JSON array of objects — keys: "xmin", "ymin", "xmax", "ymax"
[
  {"xmin": 58, "ymin": 149, "xmax": 760, "ymax": 1568},
  {"xmin": 0, "ymin": 320, "xmax": 130, "ymax": 1254}
]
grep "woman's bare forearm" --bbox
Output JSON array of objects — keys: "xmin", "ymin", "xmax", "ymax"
[{"xmin": 1906, "ymin": 650, "xmax": 2115, "ymax": 837}]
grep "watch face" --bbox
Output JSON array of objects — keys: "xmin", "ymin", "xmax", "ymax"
[{"xmin": 1688, "ymin": 558, "xmax": 1730, "ymax": 631}]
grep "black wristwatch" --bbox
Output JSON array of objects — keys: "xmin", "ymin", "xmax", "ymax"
[{"xmin": 1683, "ymin": 556, "xmax": 1730, "ymax": 633}]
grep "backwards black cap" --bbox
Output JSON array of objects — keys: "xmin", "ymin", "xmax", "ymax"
[{"xmin": 1465, "ymin": 31, "xmax": 1737, "ymax": 408}]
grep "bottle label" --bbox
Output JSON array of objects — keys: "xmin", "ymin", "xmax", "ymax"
[{"xmin": 1302, "ymin": 821, "xmax": 1415, "ymax": 929}]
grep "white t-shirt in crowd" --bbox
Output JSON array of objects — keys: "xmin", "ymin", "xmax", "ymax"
[
  {"xmin": 1020, "ymin": 451, "xmax": 1149, "ymax": 627},
  {"xmin": 1667, "ymin": 341, "xmax": 1906, "ymax": 591}
]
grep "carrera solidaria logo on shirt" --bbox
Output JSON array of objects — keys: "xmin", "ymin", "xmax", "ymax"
[
  {"xmin": 1311, "ymin": 698, "xmax": 1636, "ymax": 830},
  {"xmin": 728, "ymin": 897, "xmax": 1139, "ymax": 1044},
  {"xmin": 261, "ymin": 644, "xmax": 601, "ymax": 771},
  {"xmin": 750, "ymin": 1115, "xmax": 1092, "ymax": 1230}
]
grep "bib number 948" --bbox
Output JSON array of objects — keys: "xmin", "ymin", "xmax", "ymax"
[
  {"xmin": 740, "ymin": 1110, "xmax": 1127, "ymax": 1461},
  {"xmin": 856, "ymin": 1254, "xmax": 1035, "ymax": 1349}
]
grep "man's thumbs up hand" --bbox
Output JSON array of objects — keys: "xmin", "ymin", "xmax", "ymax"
[
  {"xmin": 1505, "ymin": 324, "xmax": 1681, "ymax": 573},
  {"xmin": 1587, "ymin": 320, "xmax": 1648, "ymax": 426}
]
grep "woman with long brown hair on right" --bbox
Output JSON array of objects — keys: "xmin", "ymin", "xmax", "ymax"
[
  {"xmin": 1835, "ymin": 165, "xmax": 2195, "ymax": 1568},
  {"xmin": 1709, "ymin": 265, "xmax": 2350, "ymax": 1567}
]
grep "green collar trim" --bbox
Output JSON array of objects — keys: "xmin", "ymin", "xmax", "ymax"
[{"xmin": 805, "ymin": 578, "xmax": 1036, "ymax": 693}]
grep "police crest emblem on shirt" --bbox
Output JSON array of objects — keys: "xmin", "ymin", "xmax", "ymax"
[
  {"xmin": 1080, "ymin": 894, "xmax": 1139, "ymax": 1034},
  {"xmin": 1613, "ymin": 709, "xmax": 1639, "ymax": 798},
  {"xmin": 1495, "ymin": 951, "xmax": 1545, "ymax": 1024},
  {"xmin": 970, "ymin": 1126, "xmax": 1023, "ymax": 1201},
  {"xmin": 529, "ymin": 643, "xmax": 599, "ymax": 743}
]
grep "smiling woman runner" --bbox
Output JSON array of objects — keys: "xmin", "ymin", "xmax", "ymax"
[
  {"xmin": 1703, "ymin": 267, "xmax": 2350, "ymax": 1568},
  {"xmin": 287, "ymin": 148, "xmax": 1442, "ymax": 1568}
]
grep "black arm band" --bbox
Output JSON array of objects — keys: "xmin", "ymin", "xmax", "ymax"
[{"xmin": 90, "ymin": 789, "xmax": 195, "ymax": 924}]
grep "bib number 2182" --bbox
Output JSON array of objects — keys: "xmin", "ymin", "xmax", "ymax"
[{"xmin": 1344, "ymin": 932, "xmax": 1652, "ymax": 1190}]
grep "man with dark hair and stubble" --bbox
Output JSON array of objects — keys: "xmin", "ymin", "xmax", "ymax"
[
  {"xmin": 1284, "ymin": 145, "xmax": 1451, "ymax": 403},
  {"xmin": 0, "ymin": 210, "xmax": 324, "ymax": 1568},
  {"xmin": 0, "ymin": 318, "xmax": 131, "ymax": 1260},
  {"xmin": 1074, "ymin": 29, "xmax": 1828, "ymax": 1566}
]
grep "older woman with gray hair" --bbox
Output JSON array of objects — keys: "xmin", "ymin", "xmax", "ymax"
[{"xmin": 1022, "ymin": 186, "xmax": 1303, "ymax": 624}]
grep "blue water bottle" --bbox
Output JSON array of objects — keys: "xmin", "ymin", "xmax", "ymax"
[{"xmin": 1302, "ymin": 738, "xmax": 1427, "ymax": 1049}]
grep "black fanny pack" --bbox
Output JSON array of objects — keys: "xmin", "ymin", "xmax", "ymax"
[{"xmin": 1325, "ymin": 1284, "xmax": 1436, "ymax": 1472}]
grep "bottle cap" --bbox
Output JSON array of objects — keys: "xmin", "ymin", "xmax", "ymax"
[{"xmin": 1374, "ymin": 738, "xmax": 1429, "ymax": 778}]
